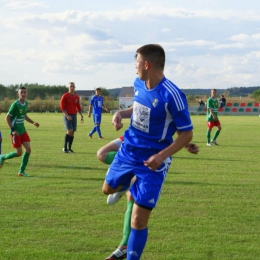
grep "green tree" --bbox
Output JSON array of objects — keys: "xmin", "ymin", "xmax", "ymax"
[
  {"xmin": 252, "ymin": 88, "xmax": 260, "ymax": 101},
  {"xmin": 100, "ymin": 87, "xmax": 109, "ymax": 97}
]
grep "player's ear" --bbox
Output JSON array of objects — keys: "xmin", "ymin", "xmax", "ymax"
[{"xmin": 144, "ymin": 60, "xmax": 150, "ymax": 70}]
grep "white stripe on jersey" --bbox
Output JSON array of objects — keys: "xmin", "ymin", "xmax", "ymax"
[
  {"xmin": 159, "ymin": 103, "xmax": 173, "ymax": 141},
  {"xmin": 177, "ymin": 123, "xmax": 193, "ymax": 130},
  {"xmin": 163, "ymin": 80, "xmax": 185, "ymax": 111}
]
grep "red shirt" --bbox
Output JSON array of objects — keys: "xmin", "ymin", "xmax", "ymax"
[{"xmin": 60, "ymin": 92, "xmax": 82, "ymax": 115}]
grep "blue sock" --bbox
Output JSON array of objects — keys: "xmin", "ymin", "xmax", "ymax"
[
  {"xmin": 96, "ymin": 126, "xmax": 101, "ymax": 137},
  {"xmin": 127, "ymin": 227, "xmax": 148, "ymax": 260},
  {"xmin": 90, "ymin": 126, "xmax": 97, "ymax": 135}
]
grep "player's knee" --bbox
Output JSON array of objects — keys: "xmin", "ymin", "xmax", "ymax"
[
  {"xmin": 102, "ymin": 183, "xmax": 110, "ymax": 195},
  {"xmin": 102, "ymin": 186, "xmax": 110, "ymax": 195},
  {"xmin": 96, "ymin": 149, "xmax": 106, "ymax": 163},
  {"xmin": 131, "ymin": 213, "xmax": 147, "ymax": 229},
  {"xmin": 16, "ymin": 151, "xmax": 23, "ymax": 157},
  {"xmin": 26, "ymin": 148, "xmax": 31, "ymax": 153}
]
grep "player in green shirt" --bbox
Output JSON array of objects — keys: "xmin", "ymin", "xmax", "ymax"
[
  {"xmin": 0, "ymin": 87, "xmax": 40, "ymax": 176},
  {"xmin": 206, "ymin": 89, "xmax": 222, "ymax": 146}
]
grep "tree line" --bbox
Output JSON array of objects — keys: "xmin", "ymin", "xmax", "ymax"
[
  {"xmin": 0, "ymin": 83, "xmax": 67, "ymax": 100},
  {"xmin": 1, "ymin": 83, "xmax": 260, "ymax": 101}
]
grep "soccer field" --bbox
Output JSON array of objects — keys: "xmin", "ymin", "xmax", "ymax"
[{"xmin": 0, "ymin": 114, "xmax": 259, "ymax": 260}]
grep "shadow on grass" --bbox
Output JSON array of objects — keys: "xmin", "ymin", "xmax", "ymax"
[
  {"xmin": 165, "ymin": 180, "xmax": 254, "ymax": 187},
  {"xmin": 176, "ymin": 156, "xmax": 253, "ymax": 162}
]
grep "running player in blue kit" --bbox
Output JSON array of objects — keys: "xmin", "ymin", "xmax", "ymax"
[
  {"xmin": 88, "ymin": 88, "xmax": 109, "ymax": 139},
  {"xmin": 102, "ymin": 44, "xmax": 199, "ymax": 260}
]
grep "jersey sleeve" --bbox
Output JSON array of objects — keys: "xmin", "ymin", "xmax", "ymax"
[
  {"xmin": 8, "ymin": 102, "xmax": 17, "ymax": 116},
  {"xmin": 76, "ymin": 95, "xmax": 82, "ymax": 112},
  {"xmin": 168, "ymin": 91, "xmax": 193, "ymax": 132},
  {"xmin": 60, "ymin": 94, "xmax": 66, "ymax": 111},
  {"xmin": 207, "ymin": 98, "xmax": 212, "ymax": 109}
]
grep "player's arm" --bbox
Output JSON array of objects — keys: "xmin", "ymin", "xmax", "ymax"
[
  {"xmin": 60, "ymin": 95, "xmax": 72, "ymax": 120},
  {"xmin": 144, "ymin": 130, "xmax": 193, "ymax": 171},
  {"xmin": 208, "ymin": 107, "xmax": 217, "ymax": 121},
  {"xmin": 25, "ymin": 115, "xmax": 39, "ymax": 127},
  {"xmin": 102, "ymin": 105, "xmax": 109, "ymax": 113},
  {"xmin": 88, "ymin": 105, "xmax": 92, "ymax": 118},
  {"xmin": 76, "ymin": 99, "xmax": 84, "ymax": 123},
  {"xmin": 176, "ymin": 131, "xmax": 199, "ymax": 154},
  {"xmin": 78, "ymin": 110, "xmax": 84, "ymax": 123},
  {"xmin": 112, "ymin": 106, "xmax": 133, "ymax": 131},
  {"xmin": 6, "ymin": 114, "xmax": 18, "ymax": 136}
]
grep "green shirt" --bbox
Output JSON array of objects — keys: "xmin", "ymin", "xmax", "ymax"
[
  {"xmin": 206, "ymin": 97, "xmax": 218, "ymax": 121},
  {"xmin": 8, "ymin": 100, "xmax": 28, "ymax": 135}
]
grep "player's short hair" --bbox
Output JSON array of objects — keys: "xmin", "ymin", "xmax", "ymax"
[
  {"xmin": 135, "ymin": 44, "xmax": 165, "ymax": 70},
  {"xmin": 96, "ymin": 88, "xmax": 101, "ymax": 91},
  {"xmin": 18, "ymin": 86, "xmax": 26, "ymax": 91},
  {"xmin": 68, "ymin": 82, "xmax": 75, "ymax": 87}
]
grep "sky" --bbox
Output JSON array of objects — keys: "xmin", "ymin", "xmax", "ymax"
[{"xmin": 1, "ymin": 0, "xmax": 260, "ymax": 90}]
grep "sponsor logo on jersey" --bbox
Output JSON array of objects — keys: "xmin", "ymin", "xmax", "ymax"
[{"xmin": 132, "ymin": 102, "xmax": 150, "ymax": 133}]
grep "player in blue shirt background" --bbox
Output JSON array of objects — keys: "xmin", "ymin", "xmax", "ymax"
[
  {"xmin": 102, "ymin": 44, "xmax": 199, "ymax": 259},
  {"xmin": 88, "ymin": 88, "xmax": 109, "ymax": 139}
]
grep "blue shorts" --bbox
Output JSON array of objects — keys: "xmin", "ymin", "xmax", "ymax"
[
  {"xmin": 63, "ymin": 114, "xmax": 77, "ymax": 131},
  {"xmin": 105, "ymin": 155, "xmax": 171, "ymax": 209},
  {"xmin": 93, "ymin": 113, "xmax": 102, "ymax": 125}
]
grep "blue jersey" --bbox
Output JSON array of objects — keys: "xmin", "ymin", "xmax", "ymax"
[
  {"xmin": 90, "ymin": 95, "xmax": 104, "ymax": 115},
  {"xmin": 118, "ymin": 77, "xmax": 193, "ymax": 163}
]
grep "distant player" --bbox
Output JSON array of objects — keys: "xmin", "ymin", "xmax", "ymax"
[
  {"xmin": 206, "ymin": 89, "xmax": 222, "ymax": 146},
  {"xmin": 88, "ymin": 88, "xmax": 109, "ymax": 139},
  {"xmin": 60, "ymin": 82, "xmax": 84, "ymax": 153},
  {"xmin": 0, "ymin": 86, "xmax": 40, "ymax": 176}
]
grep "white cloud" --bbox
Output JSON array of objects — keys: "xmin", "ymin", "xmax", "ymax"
[
  {"xmin": 3, "ymin": 0, "xmax": 49, "ymax": 10},
  {"xmin": 1, "ymin": 1, "xmax": 260, "ymax": 89}
]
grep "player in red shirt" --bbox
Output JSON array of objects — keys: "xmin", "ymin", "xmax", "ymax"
[{"xmin": 60, "ymin": 82, "xmax": 84, "ymax": 153}]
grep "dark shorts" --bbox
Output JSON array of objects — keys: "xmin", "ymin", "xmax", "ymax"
[
  {"xmin": 63, "ymin": 114, "xmax": 77, "ymax": 131},
  {"xmin": 11, "ymin": 132, "xmax": 30, "ymax": 148}
]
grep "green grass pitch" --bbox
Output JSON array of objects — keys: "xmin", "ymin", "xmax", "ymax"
[{"xmin": 0, "ymin": 113, "xmax": 259, "ymax": 260}]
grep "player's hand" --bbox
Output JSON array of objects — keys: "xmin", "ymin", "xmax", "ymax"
[
  {"xmin": 67, "ymin": 115, "xmax": 72, "ymax": 121},
  {"xmin": 81, "ymin": 116, "xmax": 84, "ymax": 123},
  {"xmin": 112, "ymin": 112, "xmax": 123, "ymax": 131},
  {"xmin": 185, "ymin": 143, "xmax": 199, "ymax": 154},
  {"xmin": 143, "ymin": 154, "xmax": 164, "ymax": 171},
  {"xmin": 33, "ymin": 122, "xmax": 40, "ymax": 128},
  {"xmin": 12, "ymin": 130, "xmax": 18, "ymax": 136}
]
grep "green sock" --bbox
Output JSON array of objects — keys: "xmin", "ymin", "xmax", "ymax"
[
  {"xmin": 105, "ymin": 151, "xmax": 117, "ymax": 165},
  {"xmin": 213, "ymin": 130, "xmax": 220, "ymax": 141},
  {"xmin": 19, "ymin": 152, "xmax": 30, "ymax": 173},
  {"xmin": 206, "ymin": 131, "xmax": 211, "ymax": 143},
  {"xmin": 119, "ymin": 201, "xmax": 134, "ymax": 246},
  {"xmin": 2, "ymin": 151, "xmax": 18, "ymax": 160}
]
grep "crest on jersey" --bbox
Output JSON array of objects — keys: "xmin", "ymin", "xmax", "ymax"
[
  {"xmin": 19, "ymin": 109, "xmax": 22, "ymax": 114},
  {"xmin": 75, "ymin": 99, "xmax": 78, "ymax": 103},
  {"xmin": 152, "ymin": 99, "xmax": 158, "ymax": 107}
]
